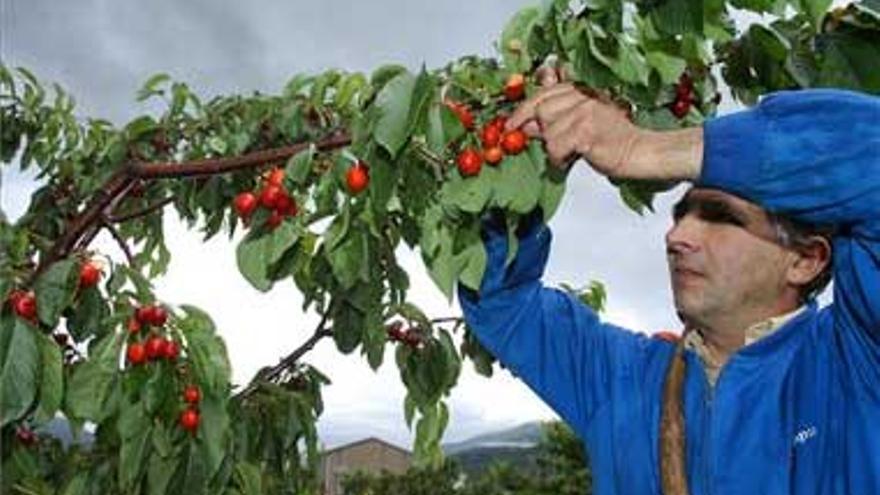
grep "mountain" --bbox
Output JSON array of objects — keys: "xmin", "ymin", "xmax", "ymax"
[
  {"xmin": 443, "ymin": 421, "xmax": 545, "ymax": 475},
  {"xmin": 442, "ymin": 421, "xmax": 544, "ymax": 455}
]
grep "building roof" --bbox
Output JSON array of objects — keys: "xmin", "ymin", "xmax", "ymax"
[{"xmin": 321, "ymin": 437, "xmax": 412, "ymax": 457}]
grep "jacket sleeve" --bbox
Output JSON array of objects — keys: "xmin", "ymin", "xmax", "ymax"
[
  {"xmin": 457, "ymin": 214, "xmax": 647, "ymax": 436},
  {"xmin": 698, "ymin": 88, "xmax": 880, "ymax": 380}
]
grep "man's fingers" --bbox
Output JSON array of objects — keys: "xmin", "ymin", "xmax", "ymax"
[
  {"xmin": 543, "ymin": 115, "xmax": 583, "ymax": 167},
  {"xmin": 536, "ymin": 66, "xmax": 559, "ymax": 87},
  {"xmin": 535, "ymin": 90, "xmax": 587, "ymax": 125},
  {"xmin": 520, "ymin": 120, "xmax": 543, "ymax": 138},
  {"xmin": 506, "ymin": 83, "xmax": 578, "ymax": 131}
]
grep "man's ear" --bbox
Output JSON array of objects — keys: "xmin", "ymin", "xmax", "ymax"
[{"xmin": 786, "ymin": 235, "xmax": 832, "ymax": 288}]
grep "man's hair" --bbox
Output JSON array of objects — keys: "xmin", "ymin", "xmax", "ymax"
[{"xmin": 766, "ymin": 212, "xmax": 836, "ymax": 303}]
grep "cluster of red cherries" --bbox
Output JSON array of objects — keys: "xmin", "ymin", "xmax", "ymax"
[
  {"xmin": 445, "ymin": 73, "xmax": 532, "ymax": 178},
  {"xmin": 232, "ymin": 167, "xmax": 299, "ymax": 230}
]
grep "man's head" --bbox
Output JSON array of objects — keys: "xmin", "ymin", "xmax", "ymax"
[{"xmin": 665, "ymin": 187, "xmax": 833, "ymax": 333}]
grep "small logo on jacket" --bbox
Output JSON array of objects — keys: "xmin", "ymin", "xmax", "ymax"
[{"xmin": 793, "ymin": 426, "xmax": 817, "ymax": 446}]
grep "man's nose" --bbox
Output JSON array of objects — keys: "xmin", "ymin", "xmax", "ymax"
[{"xmin": 665, "ymin": 216, "xmax": 700, "ymax": 255}]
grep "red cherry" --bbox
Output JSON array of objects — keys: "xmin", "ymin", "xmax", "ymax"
[
  {"xmin": 183, "ymin": 385, "xmax": 201, "ymax": 404},
  {"xmin": 16, "ymin": 427, "xmax": 37, "ymax": 447},
  {"xmin": 501, "ymin": 129, "xmax": 528, "ymax": 155},
  {"xmin": 504, "ymin": 73, "xmax": 526, "ymax": 101},
  {"xmin": 282, "ymin": 196, "xmax": 298, "ymax": 217},
  {"xmin": 259, "ymin": 184, "xmax": 285, "ymax": 210},
  {"xmin": 386, "ymin": 322, "xmax": 404, "ymax": 341},
  {"xmin": 483, "ymin": 146, "xmax": 503, "ymax": 165},
  {"xmin": 274, "ymin": 193, "xmax": 294, "ymax": 215},
  {"xmin": 480, "ymin": 124, "xmax": 502, "ymax": 148},
  {"xmin": 179, "ymin": 408, "xmax": 200, "ymax": 433},
  {"xmin": 135, "ymin": 306, "xmax": 152, "ymax": 324},
  {"xmin": 127, "ymin": 317, "xmax": 142, "ymax": 335},
  {"xmin": 78, "ymin": 261, "xmax": 102, "ymax": 289},
  {"xmin": 487, "ymin": 115, "xmax": 508, "ymax": 132},
  {"xmin": 233, "ymin": 192, "xmax": 258, "ymax": 218},
  {"xmin": 678, "ymin": 72, "xmax": 694, "ymax": 93},
  {"xmin": 12, "ymin": 292, "xmax": 37, "ymax": 320},
  {"xmin": 266, "ymin": 210, "xmax": 283, "ymax": 229},
  {"xmin": 670, "ymin": 98, "xmax": 691, "ymax": 119},
  {"xmin": 266, "ymin": 167, "xmax": 286, "ymax": 186},
  {"xmin": 346, "ymin": 162, "xmax": 370, "ymax": 195},
  {"xmin": 403, "ymin": 331, "xmax": 421, "ymax": 348},
  {"xmin": 127, "ymin": 342, "xmax": 147, "ymax": 365},
  {"xmin": 146, "ymin": 305, "xmax": 168, "ymax": 326},
  {"xmin": 145, "ymin": 335, "xmax": 166, "ymax": 360},
  {"xmin": 457, "ymin": 148, "xmax": 483, "ymax": 177},
  {"xmin": 445, "ymin": 101, "xmax": 474, "ymax": 130},
  {"xmin": 163, "ymin": 339, "xmax": 180, "ymax": 361}
]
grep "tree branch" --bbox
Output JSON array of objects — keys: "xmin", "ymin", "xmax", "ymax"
[
  {"xmin": 28, "ymin": 131, "xmax": 352, "ymax": 285},
  {"xmin": 108, "ymin": 195, "xmax": 176, "ymax": 223},
  {"xmin": 236, "ymin": 311, "xmax": 332, "ymax": 399},
  {"xmin": 100, "ymin": 216, "xmax": 134, "ymax": 265},
  {"xmin": 129, "ymin": 132, "xmax": 351, "ymax": 179}
]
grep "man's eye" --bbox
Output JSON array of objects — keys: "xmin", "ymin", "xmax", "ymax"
[{"xmin": 699, "ymin": 206, "xmax": 745, "ymax": 226}]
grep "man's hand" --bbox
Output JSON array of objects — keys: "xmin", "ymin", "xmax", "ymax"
[{"xmin": 506, "ymin": 69, "xmax": 703, "ymax": 182}]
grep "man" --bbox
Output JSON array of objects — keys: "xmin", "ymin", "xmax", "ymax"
[{"xmin": 457, "ymin": 72, "xmax": 879, "ymax": 494}]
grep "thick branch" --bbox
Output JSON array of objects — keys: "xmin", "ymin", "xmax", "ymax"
[
  {"xmin": 129, "ymin": 132, "xmax": 351, "ymax": 179},
  {"xmin": 29, "ymin": 132, "xmax": 351, "ymax": 284}
]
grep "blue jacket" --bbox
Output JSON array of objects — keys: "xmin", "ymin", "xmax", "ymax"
[{"xmin": 458, "ymin": 89, "xmax": 880, "ymax": 494}]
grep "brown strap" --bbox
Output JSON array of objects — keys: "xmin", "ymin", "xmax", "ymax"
[{"xmin": 659, "ymin": 332, "xmax": 691, "ymax": 495}]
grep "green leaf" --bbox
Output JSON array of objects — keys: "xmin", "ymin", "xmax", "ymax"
[
  {"xmin": 287, "ymin": 144, "xmax": 315, "ymax": 185},
  {"xmin": 454, "ymin": 228, "xmax": 487, "ymax": 293},
  {"xmin": 197, "ymin": 395, "xmax": 230, "ymax": 480},
  {"xmin": 233, "ymin": 462, "xmax": 263, "ymax": 495},
  {"xmin": 730, "ymin": 0, "xmax": 776, "ymax": 13},
  {"xmin": 33, "ymin": 333, "xmax": 63, "ymax": 423},
  {"xmin": 650, "ymin": 0, "xmax": 703, "ymax": 35},
  {"xmin": 332, "ymin": 301, "xmax": 365, "ymax": 353},
  {"xmin": 439, "ymin": 166, "xmax": 496, "ymax": 214},
  {"xmin": 335, "ymin": 72, "xmax": 368, "ymax": 111},
  {"xmin": 540, "ymin": 167, "xmax": 567, "ymax": 222},
  {"xmin": 179, "ymin": 305, "xmax": 231, "ymax": 397},
  {"xmin": 147, "ymin": 455, "xmax": 179, "ymax": 495},
  {"xmin": 236, "ymin": 222, "xmax": 299, "ymax": 292},
  {"xmin": 64, "ymin": 333, "xmax": 122, "ymax": 422},
  {"xmin": 800, "ymin": 0, "xmax": 832, "ymax": 26},
  {"xmin": 424, "ymin": 225, "xmax": 456, "ymax": 300},
  {"xmin": 500, "ymin": 7, "xmax": 542, "ymax": 73},
  {"xmin": 34, "ymin": 258, "xmax": 78, "ymax": 327},
  {"xmin": 136, "ymin": 73, "xmax": 171, "ymax": 101},
  {"xmin": 646, "ymin": 51, "xmax": 688, "ymax": 85},
  {"xmin": 373, "ymin": 71, "xmax": 416, "ymax": 158},
  {"xmin": 125, "ymin": 115, "xmax": 158, "ymax": 140},
  {"xmin": 326, "ymin": 229, "xmax": 369, "ymax": 290},
  {"xmin": 118, "ymin": 401, "xmax": 152, "ymax": 490},
  {"xmin": 0, "ymin": 317, "xmax": 39, "ymax": 426},
  {"xmin": 494, "ymin": 152, "xmax": 542, "ymax": 213},
  {"xmin": 816, "ymin": 29, "xmax": 880, "ymax": 93},
  {"xmin": 66, "ymin": 286, "xmax": 111, "ymax": 341},
  {"xmin": 610, "ymin": 36, "xmax": 651, "ymax": 85}
]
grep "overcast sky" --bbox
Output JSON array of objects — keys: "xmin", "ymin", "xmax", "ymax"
[{"xmin": 0, "ymin": 0, "xmax": 837, "ymax": 451}]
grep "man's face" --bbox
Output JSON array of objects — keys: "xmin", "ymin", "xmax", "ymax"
[{"xmin": 665, "ymin": 188, "xmax": 793, "ymax": 327}]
